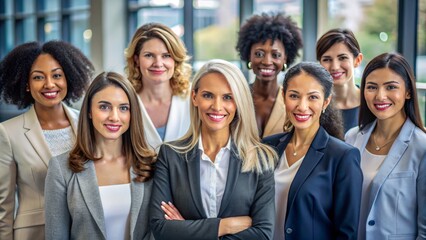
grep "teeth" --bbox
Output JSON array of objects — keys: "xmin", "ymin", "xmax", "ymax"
[
  {"xmin": 260, "ymin": 69, "xmax": 273, "ymax": 73},
  {"xmin": 106, "ymin": 125, "xmax": 120, "ymax": 130},
  {"xmin": 208, "ymin": 114, "xmax": 225, "ymax": 119},
  {"xmin": 43, "ymin": 92, "xmax": 57, "ymax": 97},
  {"xmin": 295, "ymin": 114, "xmax": 309, "ymax": 120},
  {"xmin": 331, "ymin": 72, "xmax": 343, "ymax": 78},
  {"xmin": 376, "ymin": 104, "xmax": 391, "ymax": 108}
]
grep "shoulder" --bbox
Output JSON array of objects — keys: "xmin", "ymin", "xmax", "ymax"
[
  {"xmin": 262, "ymin": 132, "xmax": 288, "ymax": 146},
  {"xmin": 0, "ymin": 111, "xmax": 25, "ymax": 129}
]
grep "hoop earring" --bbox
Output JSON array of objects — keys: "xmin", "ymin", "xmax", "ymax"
[
  {"xmin": 247, "ymin": 62, "xmax": 252, "ymax": 69},
  {"xmin": 282, "ymin": 63, "xmax": 287, "ymax": 72}
]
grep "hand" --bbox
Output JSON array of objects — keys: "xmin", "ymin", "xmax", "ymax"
[
  {"xmin": 161, "ymin": 201, "xmax": 185, "ymax": 220},
  {"xmin": 218, "ymin": 216, "xmax": 252, "ymax": 236}
]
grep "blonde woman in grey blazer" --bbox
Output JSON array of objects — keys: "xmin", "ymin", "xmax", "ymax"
[
  {"xmin": 0, "ymin": 41, "xmax": 93, "ymax": 240},
  {"xmin": 45, "ymin": 72, "xmax": 156, "ymax": 240},
  {"xmin": 345, "ymin": 53, "xmax": 426, "ymax": 240}
]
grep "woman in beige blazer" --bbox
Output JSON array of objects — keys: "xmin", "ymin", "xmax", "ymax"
[
  {"xmin": 0, "ymin": 40, "xmax": 94, "ymax": 240},
  {"xmin": 45, "ymin": 72, "xmax": 156, "ymax": 240}
]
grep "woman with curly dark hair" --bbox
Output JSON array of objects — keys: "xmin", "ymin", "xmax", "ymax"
[
  {"xmin": 236, "ymin": 12, "xmax": 303, "ymax": 138},
  {"xmin": 125, "ymin": 23, "xmax": 192, "ymax": 151},
  {"xmin": 0, "ymin": 40, "xmax": 94, "ymax": 240},
  {"xmin": 45, "ymin": 72, "xmax": 157, "ymax": 240}
]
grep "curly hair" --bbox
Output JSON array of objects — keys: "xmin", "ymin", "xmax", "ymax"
[
  {"xmin": 236, "ymin": 12, "xmax": 303, "ymax": 67},
  {"xmin": 69, "ymin": 72, "xmax": 157, "ymax": 182},
  {"xmin": 125, "ymin": 22, "xmax": 191, "ymax": 96},
  {"xmin": 282, "ymin": 62, "xmax": 344, "ymax": 140},
  {"xmin": 0, "ymin": 40, "xmax": 94, "ymax": 109}
]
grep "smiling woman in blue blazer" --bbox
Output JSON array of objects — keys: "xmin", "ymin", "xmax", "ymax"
[
  {"xmin": 345, "ymin": 53, "xmax": 426, "ymax": 240},
  {"xmin": 149, "ymin": 59, "xmax": 277, "ymax": 239},
  {"xmin": 263, "ymin": 62, "xmax": 363, "ymax": 240},
  {"xmin": 44, "ymin": 72, "xmax": 157, "ymax": 240}
]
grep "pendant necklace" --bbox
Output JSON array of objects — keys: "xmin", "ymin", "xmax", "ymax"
[{"xmin": 372, "ymin": 133, "xmax": 396, "ymax": 151}]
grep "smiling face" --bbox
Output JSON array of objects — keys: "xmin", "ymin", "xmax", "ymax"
[
  {"xmin": 319, "ymin": 42, "xmax": 362, "ymax": 86},
  {"xmin": 90, "ymin": 85, "xmax": 131, "ymax": 143},
  {"xmin": 284, "ymin": 72, "xmax": 331, "ymax": 132},
  {"xmin": 249, "ymin": 39, "xmax": 286, "ymax": 82},
  {"xmin": 192, "ymin": 72, "xmax": 237, "ymax": 138},
  {"xmin": 364, "ymin": 68, "xmax": 409, "ymax": 123},
  {"xmin": 28, "ymin": 54, "xmax": 67, "ymax": 109},
  {"xmin": 134, "ymin": 38, "xmax": 175, "ymax": 88}
]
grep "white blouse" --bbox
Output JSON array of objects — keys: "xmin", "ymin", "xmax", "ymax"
[{"xmin": 99, "ymin": 183, "xmax": 131, "ymax": 240}]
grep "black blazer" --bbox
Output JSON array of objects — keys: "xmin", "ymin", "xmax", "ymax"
[
  {"xmin": 149, "ymin": 139, "xmax": 275, "ymax": 240},
  {"xmin": 263, "ymin": 127, "xmax": 363, "ymax": 240}
]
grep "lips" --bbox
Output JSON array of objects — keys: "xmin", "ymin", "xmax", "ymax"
[
  {"xmin": 149, "ymin": 69, "xmax": 166, "ymax": 75},
  {"xmin": 207, "ymin": 113, "xmax": 226, "ymax": 122},
  {"xmin": 42, "ymin": 91, "xmax": 59, "ymax": 99},
  {"xmin": 330, "ymin": 72, "xmax": 344, "ymax": 80},
  {"xmin": 294, "ymin": 113, "xmax": 311, "ymax": 122},
  {"xmin": 105, "ymin": 124, "xmax": 121, "ymax": 132},
  {"xmin": 259, "ymin": 68, "xmax": 275, "ymax": 77},
  {"xmin": 374, "ymin": 103, "xmax": 392, "ymax": 111}
]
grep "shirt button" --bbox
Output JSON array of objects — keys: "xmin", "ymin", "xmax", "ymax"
[
  {"xmin": 368, "ymin": 220, "xmax": 375, "ymax": 226},
  {"xmin": 286, "ymin": 228, "xmax": 293, "ymax": 234}
]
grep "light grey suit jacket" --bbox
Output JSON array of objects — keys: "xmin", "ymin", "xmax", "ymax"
[
  {"xmin": 0, "ymin": 104, "xmax": 78, "ymax": 240},
  {"xmin": 346, "ymin": 119, "xmax": 426, "ymax": 240},
  {"xmin": 44, "ymin": 152, "xmax": 153, "ymax": 240}
]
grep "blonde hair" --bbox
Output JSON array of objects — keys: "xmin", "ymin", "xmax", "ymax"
[
  {"xmin": 125, "ymin": 23, "xmax": 191, "ymax": 96},
  {"xmin": 170, "ymin": 59, "xmax": 277, "ymax": 173}
]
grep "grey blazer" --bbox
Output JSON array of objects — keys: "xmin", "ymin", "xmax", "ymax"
[
  {"xmin": 44, "ymin": 152, "xmax": 153, "ymax": 240},
  {"xmin": 0, "ymin": 104, "xmax": 78, "ymax": 240},
  {"xmin": 346, "ymin": 118, "xmax": 426, "ymax": 240},
  {"xmin": 149, "ymin": 139, "xmax": 275, "ymax": 240}
]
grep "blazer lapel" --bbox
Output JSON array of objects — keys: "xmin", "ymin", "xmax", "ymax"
[
  {"xmin": 263, "ymin": 86, "xmax": 285, "ymax": 138},
  {"xmin": 76, "ymin": 161, "xmax": 107, "ymax": 239},
  {"xmin": 287, "ymin": 127, "xmax": 328, "ymax": 212},
  {"xmin": 218, "ymin": 144, "xmax": 241, "ymax": 216},
  {"xmin": 129, "ymin": 169, "xmax": 145, "ymax": 239},
  {"xmin": 186, "ymin": 145, "xmax": 208, "ymax": 218},
  {"xmin": 63, "ymin": 103, "xmax": 79, "ymax": 135},
  {"xmin": 367, "ymin": 119, "xmax": 413, "ymax": 212},
  {"xmin": 138, "ymin": 97, "xmax": 162, "ymax": 152},
  {"xmin": 23, "ymin": 106, "xmax": 51, "ymax": 167}
]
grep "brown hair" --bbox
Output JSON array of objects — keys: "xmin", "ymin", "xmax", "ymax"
[
  {"xmin": 316, "ymin": 28, "xmax": 361, "ymax": 60},
  {"xmin": 69, "ymin": 72, "xmax": 157, "ymax": 182}
]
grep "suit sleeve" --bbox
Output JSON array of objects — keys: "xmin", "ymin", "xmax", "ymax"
[
  {"xmin": 221, "ymin": 169, "xmax": 275, "ymax": 240},
  {"xmin": 0, "ymin": 123, "xmax": 16, "ymax": 239},
  {"xmin": 44, "ymin": 155, "xmax": 71, "ymax": 240},
  {"xmin": 333, "ymin": 147, "xmax": 363, "ymax": 240},
  {"xmin": 149, "ymin": 145, "xmax": 221, "ymax": 240},
  {"xmin": 418, "ymin": 153, "xmax": 426, "ymax": 239}
]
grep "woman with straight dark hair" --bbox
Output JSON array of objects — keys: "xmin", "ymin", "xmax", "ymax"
[
  {"xmin": 346, "ymin": 52, "xmax": 426, "ymax": 240},
  {"xmin": 263, "ymin": 62, "xmax": 362, "ymax": 239},
  {"xmin": 45, "ymin": 72, "xmax": 156, "ymax": 240}
]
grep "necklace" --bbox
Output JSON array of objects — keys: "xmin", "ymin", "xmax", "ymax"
[{"xmin": 372, "ymin": 133, "xmax": 396, "ymax": 151}]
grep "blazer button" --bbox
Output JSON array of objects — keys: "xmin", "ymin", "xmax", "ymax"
[
  {"xmin": 286, "ymin": 228, "xmax": 293, "ymax": 234},
  {"xmin": 368, "ymin": 220, "xmax": 375, "ymax": 226}
]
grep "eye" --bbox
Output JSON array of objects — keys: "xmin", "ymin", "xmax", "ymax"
[
  {"xmin": 288, "ymin": 93, "xmax": 298, "ymax": 99},
  {"xmin": 119, "ymin": 105, "xmax": 130, "ymax": 112},
  {"xmin": 309, "ymin": 95, "xmax": 320, "ymax": 100},
  {"xmin": 386, "ymin": 85, "xmax": 398, "ymax": 90},
  {"xmin": 365, "ymin": 85, "xmax": 377, "ymax": 90},
  {"xmin": 272, "ymin": 52, "xmax": 282, "ymax": 59},
  {"xmin": 202, "ymin": 92, "xmax": 213, "ymax": 99},
  {"xmin": 53, "ymin": 73, "xmax": 62, "ymax": 79},
  {"xmin": 32, "ymin": 75, "xmax": 44, "ymax": 80},
  {"xmin": 163, "ymin": 54, "xmax": 172, "ymax": 58},
  {"xmin": 144, "ymin": 53, "xmax": 153, "ymax": 58},
  {"xmin": 254, "ymin": 51, "xmax": 265, "ymax": 58},
  {"xmin": 99, "ymin": 104, "xmax": 111, "ymax": 110},
  {"xmin": 223, "ymin": 94, "xmax": 233, "ymax": 101},
  {"xmin": 338, "ymin": 56, "xmax": 349, "ymax": 61}
]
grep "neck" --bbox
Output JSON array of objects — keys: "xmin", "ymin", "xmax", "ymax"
[
  {"xmin": 333, "ymin": 82, "xmax": 360, "ymax": 108},
  {"xmin": 94, "ymin": 138, "xmax": 124, "ymax": 161},
  {"xmin": 34, "ymin": 103, "xmax": 69, "ymax": 129},
  {"xmin": 374, "ymin": 114, "xmax": 406, "ymax": 139},
  {"xmin": 252, "ymin": 79, "xmax": 279, "ymax": 98},
  {"xmin": 200, "ymin": 129, "xmax": 229, "ymax": 161},
  {"xmin": 139, "ymin": 82, "xmax": 173, "ymax": 103},
  {"xmin": 292, "ymin": 124, "xmax": 319, "ymax": 147}
]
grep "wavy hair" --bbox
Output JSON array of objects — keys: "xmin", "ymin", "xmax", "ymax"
[
  {"xmin": 282, "ymin": 62, "xmax": 344, "ymax": 140},
  {"xmin": 359, "ymin": 52, "xmax": 425, "ymax": 132},
  {"xmin": 0, "ymin": 40, "xmax": 94, "ymax": 109},
  {"xmin": 169, "ymin": 59, "xmax": 277, "ymax": 173},
  {"xmin": 236, "ymin": 12, "xmax": 303, "ymax": 67},
  {"xmin": 69, "ymin": 72, "xmax": 157, "ymax": 182},
  {"xmin": 125, "ymin": 22, "xmax": 191, "ymax": 96}
]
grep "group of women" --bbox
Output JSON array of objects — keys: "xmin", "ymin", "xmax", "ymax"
[{"xmin": 0, "ymin": 11, "xmax": 424, "ymax": 240}]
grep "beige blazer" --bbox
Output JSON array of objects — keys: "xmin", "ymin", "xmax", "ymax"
[
  {"xmin": 0, "ymin": 103, "xmax": 79, "ymax": 240},
  {"xmin": 262, "ymin": 86, "xmax": 286, "ymax": 138}
]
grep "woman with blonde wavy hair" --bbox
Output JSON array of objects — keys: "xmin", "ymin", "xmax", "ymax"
[
  {"xmin": 125, "ymin": 22, "xmax": 192, "ymax": 151},
  {"xmin": 149, "ymin": 59, "xmax": 277, "ymax": 239}
]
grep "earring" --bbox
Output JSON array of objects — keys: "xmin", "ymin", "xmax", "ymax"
[
  {"xmin": 247, "ymin": 62, "xmax": 252, "ymax": 69},
  {"xmin": 322, "ymin": 108, "xmax": 326, "ymax": 114},
  {"xmin": 26, "ymin": 84, "xmax": 29, "ymax": 92},
  {"xmin": 282, "ymin": 63, "xmax": 288, "ymax": 72}
]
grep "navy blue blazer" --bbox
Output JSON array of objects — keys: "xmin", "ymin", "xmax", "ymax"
[
  {"xmin": 263, "ymin": 127, "xmax": 363, "ymax": 240},
  {"xmin": 149, "ymin": 139, "xmax": 275, "ymax": 240}
]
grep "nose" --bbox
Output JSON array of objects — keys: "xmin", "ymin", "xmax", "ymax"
[
  {"xmin": 44, "ymin": 77, "xmax": 55, "ymax": 89},
  {"xmin": 108, "ymin": 108, "xmax": 119, "ymax": 122},
  {"xmin": 261, "ymin": 53, "xmax": 273, "ymax": 65},
  {"xmin": 331, "ymin": 59, "xmax": 339, "ymax": 71},
  {"xmin": 297, "ymin": 98, "xmax": 308, "ymax": 112},
  {"xmin": 376, "ymin": 87, "xmax": 387, "ymax": 101},
  {"xmin": 211, "ymin": 97, "xmax": 222, "ymax": 111},
  {"xmin": 152, "ymin": 56, "xmax": 163, "ymax": 67}
]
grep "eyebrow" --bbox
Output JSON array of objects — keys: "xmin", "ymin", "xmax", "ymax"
[
  {"xmin": 288, "ymin": 89, "xmax": 321, "ymax": 94},
  {"xmin": 30, "ymin": 68, "xmax": 63, "ymax": 74},
  {"xmin": 366, "ymin": 81, "xmax": 401, "ymax": 85},
  {"xmin": 321, "ymin": 53, "xmax": 348, "ymax": 58},
  {"xmin": 200, "ymin": 90, "xmax": 233, "ymax": 95}
]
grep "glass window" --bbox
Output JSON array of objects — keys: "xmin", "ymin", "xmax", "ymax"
[
  {"xmin": 42, "ymin": 14, "xmax": 61, "ymax": 41},
  {"xmin": 39, "ymin": 0, "xmax": 60, "ymax": 11},
  {"xmin": 15, "ymin": 17, "xmax": 36, "ymax": 44},
  {"xmin": 1, "ymin": 0, "xmax": 12, "ymax": 14},
  {"xmin": 193, "ymin": 0, "xmax": 239, "ymax": 70},
  {"xmin": 69, "ymin": 0, "xmax": 90, "ymax": 8},
  {"xmin": 71, "ymin": 11, "xmax": 91, "ymax": 57},
  {"xmin": 15, "ymin": 0, "xmax": 34, "ymax": 13},
  {"xmin": 417, "ymin": 0, "xmax": 426, "ymax": 125}
]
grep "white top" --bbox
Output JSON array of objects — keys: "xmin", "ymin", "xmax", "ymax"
[
  {"xmin": 198, "ymin": 135, "xmax": 231, "ymax": 218},
  {"xmin": 99, "ymin": 183, "xmax": 131, "ymax": 240},
  {"xmin": 358, "ymin": 149, "xmax": 386, "ymax": 240},
  {"xmin": 43, "ymin": 126, "xmax": 75, "ymax": 157},
  {"xmin": 273, "ymin": 151, "xmax": 304, "ymax": 240}
]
